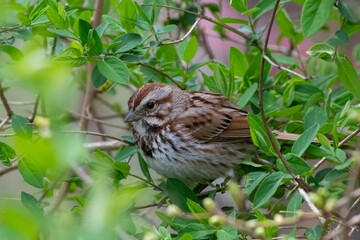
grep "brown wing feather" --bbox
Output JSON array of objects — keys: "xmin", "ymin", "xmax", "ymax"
[{"xmin": 177, "ymin": 92, "xmax": 250, "ymax": 143}]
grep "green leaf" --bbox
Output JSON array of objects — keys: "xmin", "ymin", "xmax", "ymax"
[
  {"xmin": 187, "ymin": 199, "xmax": 206, "ymax": 214},
  {"xmin": 138, "ymin": 153, "xmax": 152, "ymax": 182},
  {"xmin": 78, "ymin": 19, "xmax": 93, "ymax": 45},
  {"xmin": 338, "ymin": 0, "xmax": 360, "ymax": 23},
  {"xmin": 17, "ymin": 12, "xmax": 31, "ymax": 26},
  {"xmin": 328, "ymin": 30, "xmax": 349, "ymax": 46},
  {"xmin": 253, "ymin": 208, "xmax": 278, "ymax": 238},
  {"xmin": 276, "ymin": 9, "xmax": 303, "ymax": 44},
  {"xmin": 230, "ymin": 47, "xmax": 248, "ymax": 77},
  {"xmin": 47, "ymin": 29, "xmax": 77, "ymax": 39},
  {"xmin": 305, "ymin": 224, "xmax": 322, "ymax": 240},
  {"xmin": 21, "ymin": 191, "xmax": 43, "ymax": 216},
  {"xmin": 113, "ymin": 162, "xmax": 130, "ymax": 180},
  {"xmin": 179, "ymin": 233, "xmax": 193, "ymax": 240},
  {"xmin": 253, "ymin": 172, "xmax": 284, "ymax": 208},
  {"xmin": 18, "ymin": 158, "xmax": 44, "ymax": 188},
  {"xmin": 291, "ymin": 124, "xmax": 320, "ymax": 156},
  {"xmin": 91, "ymin": 65, "xmax": 107, "ymax": 89},
  {"xmin": 282, "ymin": 84, "xmax": 295, "ymax": 107},
  {"xmin": 317, "ymin": 133, "xmax": 331, "ymax": 149},
  {"xmin": 336, "ymin": 55, "xmax": 360, "ymax": 100},
  {"xmin": 248, "ymin": 113, "xmax": 280, "ymax": 156},
  {"xmin": 306, "ymin": 43, "xmax": 335, "ymax": 60},
  {"xmin": 113, "ymin": 33, "xmax": 142, "ymax": 53},
  {"xmin": 217, "ymin": 17, "xmax": 248, "ymax": 25},
  {"xmin": 270, "ymin": 105, "xmax": 303, "ymax": 118},
  {"xmin": 237, "ymin": 83, "xmax": 257, "ymax": 108},
  {"xmin": 0, "ymin": 45, "xmax": 24, "ymax": 61},
  {"xmin": 178, "ymin": 36, "xmax": 198, "ymax": 63},
  {"xmin": 245, "ymin": 171, "xmax": 269, "ymax": 195},
  {"xmin": 97, "ymin": 56, "xmax": 129, "ymax": 85},
  {"xmin": 114, "ymin": 146, "xmax": 138, "ymax": 162},
  {"xmin": 87, "ymin": 29, "xmax": 103, "ymax": 56},
  {"xmin": 166, "ymin": 178, "xmax": 198, "ymax": 212},
  {"xmin": 46, "ymin": 2, "xmax": 69, "ymax": 29},
  {"xmin": 216, "ymin": 229, "xmax": 237, "ymax": 240},
  {"xmin": 29, "ymin": 0, "xmax": 47, "ymax": 21},
  {"xmin": 228, "ymin": 0, "xmax": 247, "ymax": 13},
  {"xmin": 301, "ymin": 0, "xmax": 334, "ymax": 37},
  {"xmin": 304, "ymin": 106, "xmax": 327, "ymax": 130},
  {"xmin": 12, "ymin": 115, "xmax": 32, "ymax": 140},
  {"xmin": 286, "ymin": 192, "xmax": 302, "ymax": 218},
  {"xmin": 0, "ymin": 142, "xmax": 16, "ymax": 166},
  {"xmin": 119, "ymin": 0, "xmax": 137, "ymax": 30},
  {"xmin": 277, "ymin": 153, "xmax": 311, "ymax": 175},
  {"xmin": 154, "ymin": 24, "xmax": 177, "ymax": 35}
]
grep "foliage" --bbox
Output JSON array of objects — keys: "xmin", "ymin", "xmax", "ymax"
[{"xmin": 0, "ymin": 0, "xmax": 360, "ymax": 239}]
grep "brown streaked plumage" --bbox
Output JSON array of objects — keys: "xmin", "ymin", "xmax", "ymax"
[{"xmin": 125, "ymin": 83, "xmax": 298, "ymax": 183}]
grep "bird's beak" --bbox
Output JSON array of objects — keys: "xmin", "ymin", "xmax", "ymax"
[{"xmin": 124, "ymin": 110, "xmax": 142, "ymax": 122}]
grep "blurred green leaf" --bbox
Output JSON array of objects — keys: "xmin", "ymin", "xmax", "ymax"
[
  {"xmin": 12, "ymin": 115, "xmax": 32, "ymax": 140},
  {"xmin": 114, "ymin": 146, "xmax": 138, "ymax": 162},
  {"xmin": 217, "ymin": 17, "xmax": 248, "ymax": 25},
  {"xmin": 253, "ymin": 208, "xmax": 278, "ymax": 238},
  {"xmin": 113, "ymin": 162, "xmax": 130, "ymax": 180},
  {"xmin": 328, "ymin": 30, "xmax": 349, "ymax": 46},
  {"xmin": 305, "ymin": 224, "xmax": 322, "ymax": 240},
  {"xmin": 291, "ymin": 124, "xmax": 320, "ymax": 156},
  {"xmin": 286, "ymin": 192, "xmax": 302, "ymax": 218},
  {"xmin": 0, "ymin": 45, "xmax": 24, "ymax": 61},
  {"xmin": 301, "ymin": 0, "xmax": 333, "ymax": 37},
  {"xmin": 317, "ymin": 133, "xmax": 331, "ymax": 149},
  {"xmin": 228, "ymin": 0, "xmax": 247, "ymax": 13},
  {"xmin": 138, "ymin": 153, "xmax": 152, "ymax": 182},
  {"xmin": 0, "ymin": 142, "xmax": 16, "ymax": 166},
  {"xmin": 336, "ymin": 55, "xmax": 360, "ymax": 100},
  {"xmin": 253, "ymin": 172, "xmax": 284, "ymax": 208},
  {"xmin": 21, "ymin": 191, "xmax": 43, "ymax": 216},
  {"xmin": 282, "ymin": 84, "xmax": 295, "ymax": 107},
  {"xmin": 97, "ymin": 56, "xmax": 129, "ymax": 85},
  {"xmin": 18, "ymin": 158, "xmax": 44, "ymax": 188},
  {"xmin": 338, "ymin": 0, "xmax": 360, "ymax": 23},
  {"xmin": 166, "ymin": 178, "xmax": 198, "ymax": 212},
  {"xmin": 306, "ymin": 43, "xmax": 335, "ymax": 59}
]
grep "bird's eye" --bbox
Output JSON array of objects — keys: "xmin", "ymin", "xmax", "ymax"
[{"xmin": 145, "ymin": 101, "xmax": 155, "ymax": 109}]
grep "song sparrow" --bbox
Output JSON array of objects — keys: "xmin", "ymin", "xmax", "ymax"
[{"xmin": 125, "ymin": 83, "xmax": 295, "ymax": 183}]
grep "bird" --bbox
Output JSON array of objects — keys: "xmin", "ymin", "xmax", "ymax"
[{"xmin": 125, "ymin": 83, "xmax": 298, "ymax": 183}]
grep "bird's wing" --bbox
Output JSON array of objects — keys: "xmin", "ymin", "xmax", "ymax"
[{"xmin": 176, "ymin": 92, "xmax": 251, "ymax": 142}]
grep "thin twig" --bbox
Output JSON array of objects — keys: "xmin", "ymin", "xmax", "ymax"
[
  {"xmin": 0, "ymin": 163, "xmax": 18, "ymax": 177},
  {"xmin": 128, "ymin": 173, "xmax": 163, "ymax": 192},
  {"xmin": 0, "ymin": 116, "xmax": 10, "ymax": 130},
  {"xmin": 257, "ymin": 0, "xmax": 311, "ymax": 192},
  {"xmin": 161, "ymin": 17, "xmax": 201, "ymax": 45},
  {"xmin": 29, "ymin": 94, "xmax": 41, "ymax": 123},
  {"xmin": 61, "ymin": 130, "xmax": 127, "ymax": 143},
  {"xmin": 138, "ymin": 63, "xmax": 182, "ymax": 89},
  {"xmin": 83, "ymin": 140, "xmax": 124, "ymax": 151},
  {"xmin": 298, "ymin": 188, "xmax": 325, "ymax": 224},
  {"xmin": 0, "ymin": 83, "xmax": 13, "ymax": 117},
  {"xmin": 263, "ymin": 55, "xmax": 307, "ymax": 80},
  {"xmin": 314, "ymin": 126, "xmax": 360, "ymax": 170}
]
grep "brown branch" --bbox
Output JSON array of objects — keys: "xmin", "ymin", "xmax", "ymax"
[
  {"xmin": 29, "ymin": 93, "xmax": 41, "ymax": 123},
  {"xmin": 257, "ymin": 0, "xmax": 311, "ymax": 192},
  {"xmin": 0, "ymin": 163, "xmax": 18, "ymax": 177},
  {"xmin": 0, "ymin": 83, "xmax": 13, "ymax": 117}
]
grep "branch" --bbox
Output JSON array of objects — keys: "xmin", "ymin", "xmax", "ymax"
[
  {"xmin": 0, "ymin": 163, "xmax": 18, "ymax": 177},
  {"xmin": 263, "ymin": 55, "xmax": 307, "ymax": 80},
  {"xmin": 257, "ymin": 0, "xmax": 311, "ymax": 192},
  {"xmin": 29, "ymin": 93, "xmax": 41, "ymax": 123},
  {"xmin": 0, "ymin": 83, "xmax": 13, "ymax": 117},
  {"xmin": 83, "ymin": 140, "xmax": 124, "ymax": 151},
  {"xmin": 161, "ymin": 17, "xmax": 201, "ymax": 45}
]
